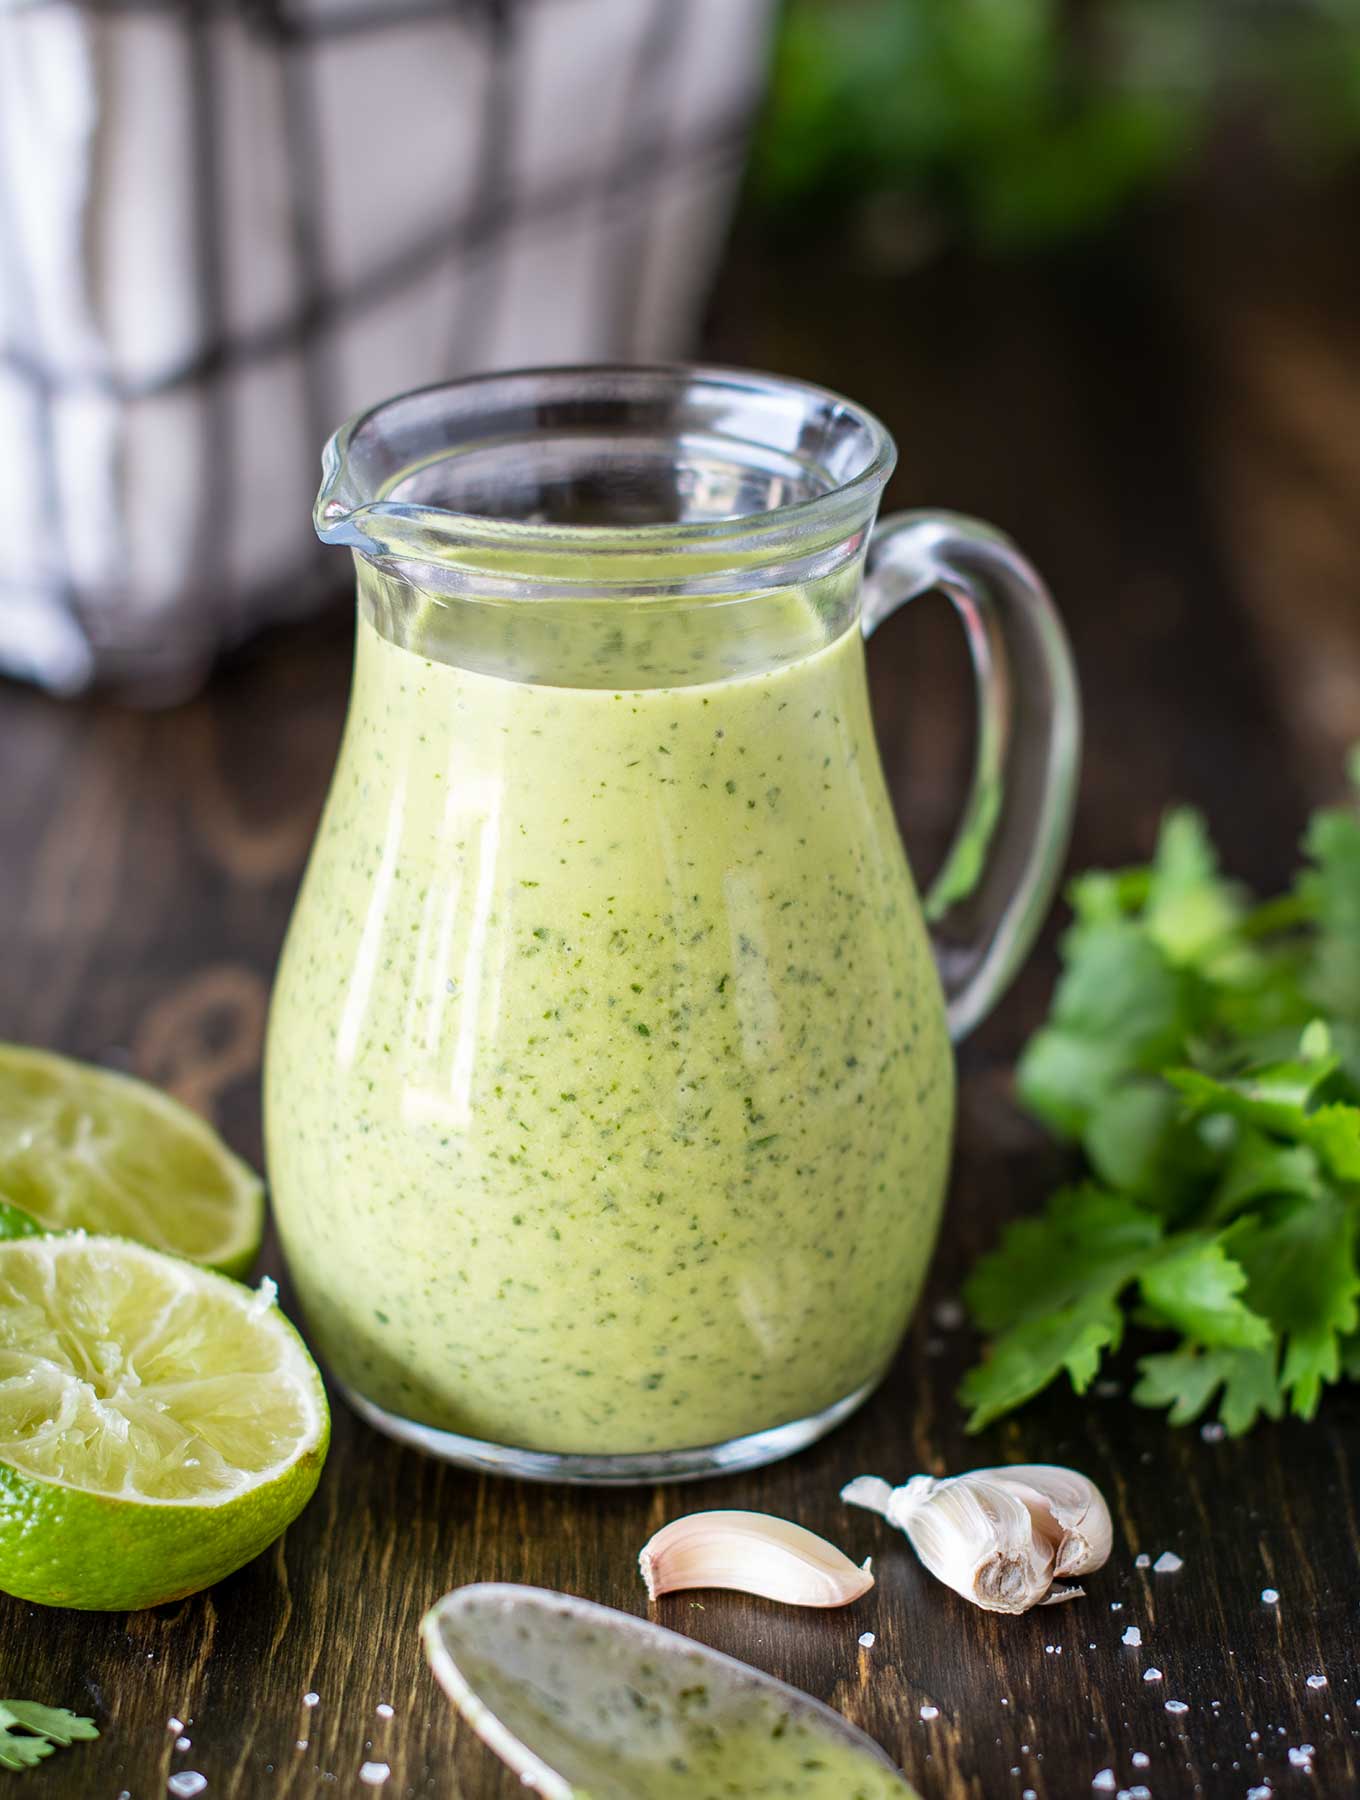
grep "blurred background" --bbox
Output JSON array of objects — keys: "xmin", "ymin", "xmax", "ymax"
[{"xmin": 2, "ymin": 0, "xmax": 1358, "ymax": 942}]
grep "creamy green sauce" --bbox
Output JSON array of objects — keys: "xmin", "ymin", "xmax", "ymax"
[
  {"xmin": 265, "ymin": 588, "xmax": 952, "ymax": 1454},
  {"xmin": 438, "ymin": 1597, "xmax": 915, "ymax": 1800},
  {"xmin": 504, "ymin": 1694, "xmax": 906, "ymax": 1799}
]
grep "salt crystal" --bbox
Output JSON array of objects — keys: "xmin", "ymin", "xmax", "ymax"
[
  {"xmin": 376, "ymin": 1702, "xmax": 395, "ymax": 1718},
  {"xmin": 1135, "ymin": 1554, "xmax": 1151, "ymax": 1569},
  {"xmin": 1092, "ymin": 1771, "xmax": 1116, "ymax": 1791},
  {"xmin": 1045, "ymin": 1645, "xmax": 1055, "ymax": 1654},
  {"xmin": 358, "ymin": 1765, "xmax": 390, "ymax": 1789},
  {"xmin": 1165, "ymin": 1699, "xmax": 1189, "ymax": 1715},
  {"xmin": 1122, "ymin": 1626, "xmax": 1142, "ymax": 1647},
  {"xmin": 296, "ymin": 1740, "xmax": 309, "ymax": 1751},
  {"xmin": 1132, "ymin": 1752, "xmax": 1149, "ymax": 1769},
  {"xmin": 167, "ymin": 1777, "xmax": 208, "ymax": 1800},
  {"xmin": 1023, "ymin": 1791, "xmax": 1038, "ymax": 1799},
  {"xmin": 175, "ymin": 1737, "xmax": 192, "ymax": 1752},
  {"xmin": 303, "ymin": 1692, "xmax": 320, "ymax": 1708},
  {"xmin": 1120, "ymin": 1788, "xmax": 1152, "ymax": 1800},
  {"xmin": 1110, "ymin": 1602, "xmax": 1123, "ymax": 1611},
  {"xmin": 1246, "ymin": 1788, "xmax": 1272, "ymax": 1799},
  {"xmin": 858, "ymin": 1632, "xmax": 875, "ymax": 1648},
  {"xmin": 1260, "ymin": 1588, "xmax": 1279, "ymax": 1604},
  {"xmin": 1153, "ymin": 1551, "xmax": 1184, "ymax": 1573},
  {"xmin": 1143, "ymin": 1667, "xmax": 1163, "ymax": 1683},
  {"xmin": 168, "ymin": 1718, "xmax": 184, "ymax": 1733},
  {"xmin": 919, "ymin": 1704, "xmax": 939, "ymax": 1721},
  {"xmin": 1288, "ymin": 1745, "xmax": 1315, "ymax": 1770},
  {"xmin": 1306, "ymin": 1674, "xmax": 1327, "ymax": 1690},
  {"xmin": 1200, "ymin": 1421, "xmax": 1226, "ymax": 1442},
  {"xmin": 933, "ymin": 1298, "xmax": 965, "ymax": 1330}
]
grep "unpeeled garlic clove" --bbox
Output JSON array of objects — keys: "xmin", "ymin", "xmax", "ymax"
[
  {"xmin": 998, "ymin": 1463, "xmax": 1113, "ymax": 1580},
  {"xmin": 842, "ymin": 1464, "xmax": 1112, "ymax": 1616},
  {"xmin": 639, "ymin": 1510, "xmax": 874, "ymax": 1609}
]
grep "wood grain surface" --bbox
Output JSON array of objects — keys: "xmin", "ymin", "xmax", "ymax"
[{"xmin": 1, "ymin": 211, "xmax": 1358, "ymax": 1800}]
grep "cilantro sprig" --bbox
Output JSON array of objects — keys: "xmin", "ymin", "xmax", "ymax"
[
  {"xmin": 0, "ymin": 1703, "xmax": 98, "ymax": 1772},
  {"xmin": 960, "ymin": 750, "xmax": 1360, "ymax": 1435}
]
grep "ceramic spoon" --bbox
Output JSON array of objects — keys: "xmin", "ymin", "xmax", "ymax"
[{"xmin": 421, "ymin": 1582, "xmax": 918, "ymax": 1799}]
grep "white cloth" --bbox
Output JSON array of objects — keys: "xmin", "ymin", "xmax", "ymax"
[{"xmin": 0, "ymin": 0, "xmax": 775, "ymax": 694}]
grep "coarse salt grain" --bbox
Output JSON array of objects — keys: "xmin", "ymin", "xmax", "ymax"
[
  {"xmin": 1093, "ymin": 1770, "xmax": 1116, "ymax": 1791},
  {"xmin": 1288, "ymin": 1745, "xmax": 1315, "ymax": 1770},
  {"xmin": 920, "ymin": 1705, "xmax": 939, "ymax": 1721},
  {"xmin": 167, "ymin": 1718, "xmax": 184, "ymax": 1733},
  {"xmin": 1134, "ymin": 1554, "xmax": 1151, "ymax": 1569},
  {"xmin": 1122, "ymin": 1626, "xmax": 1142, "ymax": 1647},
  {"xmin": 1153, "ymin": 1551, "xmax": 1183, "ymax": 1574},
  {"xmin": 1200, "ymin": 1420, "xmax": 1226, "ymax": 1442},
  {"xmin": 1306, "ymin": 1674, "xmax": 1327, "ymax": 1690},
  {"xmin": 1246, "ymin": 1788, "xmax": 1272, "ymax": 1799},
  {"xmin": 175, "ymin": 1737, "xmax": 191, "ymax": 1752},
  {"xmin": 1118, "ymin": 1788, "xmax": 1152, "ymax": 1800},
  {"xmin": 167, "ymin": 1777, "xmax": 208, "ymax": 1800},
  {"xmin": 295, "ymin": 1740, "xmax": 309, "ymax": 1751},
  {"xmin": 1110, "ymin": 1601, "xmax": 1123, "ymax": 1611},
  {"xmin": 1143, "ymin": 1667, "xmax": 1163, "ymax": 1683},
  {"xmin": 376, "ymin": 1703, "xmax": 394, "ymax": 1718},
  {"xmin": 1131, "ymin": 1752, "xmax": 1149, "ymax": 1769},
  {"xmin": 1261, "ymin": 1588, "xmax": 1279, "ymax": 1604},
  {"xmin": 858, "ymin": 1632, "xmax": 875, "ymax": 1648},
  {"xmin": 358, "ymin": 1765, "xmax": 390, "ymax": 1788},
  {"xmin": 1165, "ymin": 1699, "xmax": 1189, "ymax": 1715},
  {"xmin": 303, "ymin": 1692, "xmax": 320, "ymax": 1708}
]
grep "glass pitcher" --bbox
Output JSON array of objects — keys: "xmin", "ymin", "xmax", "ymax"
[{"xmin": 264, "ymin": 366, "xmax": 1079, "ymax": 1484}]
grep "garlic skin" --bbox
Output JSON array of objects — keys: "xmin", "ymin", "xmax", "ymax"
[
  {"xmin": 842, "ymin": 1464, "xmax": 1112, "ymax": 1615},
  {"xmin": 639, "ymin": 1510, "xmax": 874, "ymax": 1609}
]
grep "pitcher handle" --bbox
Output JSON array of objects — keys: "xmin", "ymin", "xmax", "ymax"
[{"xmin": 863, "ymin": 510, "xmax": 1081, "ymax": 1042}]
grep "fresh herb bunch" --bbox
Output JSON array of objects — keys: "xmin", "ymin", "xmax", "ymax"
[{"xmin": 960, "ymin": 751, "xmax": 1360, "ymax": 1435}]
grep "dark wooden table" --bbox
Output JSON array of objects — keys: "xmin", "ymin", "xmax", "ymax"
[{"xmin": 2, "ymin": 202, "xmax": 1358, "ymax": 1800}]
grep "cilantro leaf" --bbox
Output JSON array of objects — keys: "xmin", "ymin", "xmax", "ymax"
[
  {"xmin": 961, "ymin": 1185, "xmax": 1163, "ymax": 1431},
  {"xmin": 1230, "ymin": 1191, "xmax": 1360, "ymax": 1417},
  {"xmin": 1138, "ymin": 1237, "xmax": 1272, "ymax": 1349},
  {"xmin": 960, "ymin": 1288, "xmax": 1127, "ymax": 1431},
  {"xmin": 1016, "ymin": 922, "xmax": 1187, "ymax": 1136},
  {"xmin": 1299, "ymin": 780, "xmax": 1360, "ymax": 1021},
  {"xmin": 1142, "ymin": 808, "xmax": 1246, "ymax": 965},
  {"xmin": 0, "ymin": 1703, "xmax": 98, "ymax": 1771},
  {"xmin": 1082, "ymin": 1078, "xmax": 1214, "ymax": 1210},
  {"xmin": 1169, "ymin": 1039, "xmax": 1360, "ymax": 1183},
  {"xmin": 1132, "ymin": 1344, "xmax": 1284, "ymax": 1434},
  {"xmin": 963, "ymin": 1184, "xmax": 1162, "ymax": 1333}
]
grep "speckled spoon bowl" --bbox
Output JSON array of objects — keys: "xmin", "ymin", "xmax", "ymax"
[{"xmin": 422, "ymin": 1583, "xmax": 916, "ymax": 1799}]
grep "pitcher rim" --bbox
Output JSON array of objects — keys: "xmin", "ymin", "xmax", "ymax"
[{"xmin": 314, "ymin": 363, "xmax": 897, "ymax": 563}]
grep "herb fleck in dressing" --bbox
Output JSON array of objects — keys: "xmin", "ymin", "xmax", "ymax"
[{"xmin": 265, "ymin": 600, "xmax": 952, "ymax": 1454}]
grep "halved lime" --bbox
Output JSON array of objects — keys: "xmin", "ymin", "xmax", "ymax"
[
  {"xmin": 0, "ymin": 1234, "xmax": 329, "ymax": 1610},
  {"xmin": 0, "ymin": 1044, "xmax": 263, "ymax": 1274}
]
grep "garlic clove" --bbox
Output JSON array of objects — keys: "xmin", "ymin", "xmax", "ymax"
[
  {"xmin": 841, "ymin": 1463, "xmax": 1112, "ymax": 1615},
  {"xmin": 639, "ymin": 1510, "xmax": 874, "ymax": 1609},
  {"xmin": 991, "ymin": 1465, "xmax": 1114, "ymax": 1579}
]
